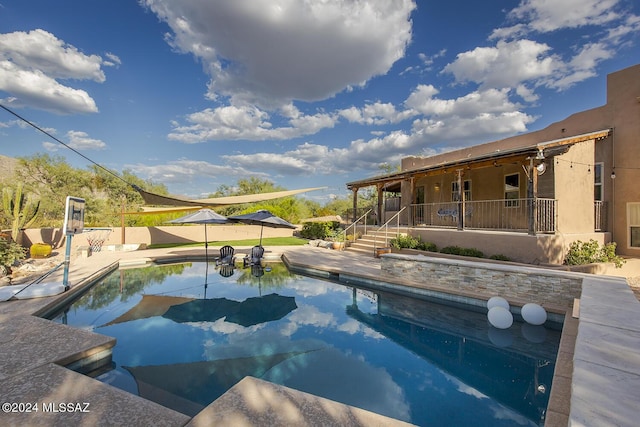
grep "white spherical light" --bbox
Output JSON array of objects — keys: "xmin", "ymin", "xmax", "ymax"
[
  {"xmin": 487, "ymin": 296, "xmax": 509, "ymax": 310},
  {"xmin": 521, "ymin": 303, "xmax": 547, "ymax": 326},
  {"xmin": 488, "ymin": 306, "xmax": 513, "ymax": 329}
]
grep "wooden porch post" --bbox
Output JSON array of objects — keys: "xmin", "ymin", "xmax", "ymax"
[
  {"xmin": 377, "ymin": 184, "xmax": 384, "ymax": 226},
  {"xmin": 527, "ymin": 158, "xmax": 538, "ymax": 235},
  {"xmin": 457, "ymin": 169, "xmax": 464, "ymax": 230},
  {"xmin": 352, "ymin": 188, "xmax": 358, "ymax": 223},
  {"xmin": 408, "ymin": 177, "xmax": 415, "ymax": 227}
]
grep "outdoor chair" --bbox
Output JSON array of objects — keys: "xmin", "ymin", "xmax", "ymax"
[
  {"xmin": 218, "ymin": 264, "xmax": 235, "ymax": 277},
  {"xmin": 243, "ymin": 245, "xmax": 264, "ymax": 267},
  {"xmin": 215, "ymin": 245, "xmax": 235, "ymax": 266}
]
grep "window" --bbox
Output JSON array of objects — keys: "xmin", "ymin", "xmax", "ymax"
[
  {"xmin": 594, "ymin": 162, "xmax": 603, "ymax": 201},
  {"xmin": 452, "ymin": 180, "xmax": 471, "ymax": 201},
  {"xmin": 504, "ymin": 173, "xmax": 520, "ymax": 207},
  {"xmin": 629, "ymin": 203, "xmax": 640, "ymax": 248}
]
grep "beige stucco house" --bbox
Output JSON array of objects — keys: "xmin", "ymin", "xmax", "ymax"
[{"xmin": 346, "ymin": 63, "xmax": 640, "ymax": 264}]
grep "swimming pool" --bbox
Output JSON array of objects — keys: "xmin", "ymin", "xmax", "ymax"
[{"xmin": 48, "ymin": 261, "xmax": 560, "ymax": 426}]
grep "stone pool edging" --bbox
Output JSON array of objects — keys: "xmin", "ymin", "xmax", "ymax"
[{"xmin": 380, "ymin": 253, "xmax": 583, "ymax": 310}]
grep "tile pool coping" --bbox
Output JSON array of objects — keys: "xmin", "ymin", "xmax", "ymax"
[{"xmin": 0, "ymin": 245, "xmax": 638, "ymax": 426}]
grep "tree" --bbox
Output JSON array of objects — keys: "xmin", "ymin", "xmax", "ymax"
[{"xmin": 2, "ymin": 183, "xmax": 40, "ymax": 244}]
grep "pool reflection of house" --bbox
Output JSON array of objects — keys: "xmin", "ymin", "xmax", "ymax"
[{"xmin": 346, "ymin": 64, "xmax": 640, "ymax": 263}]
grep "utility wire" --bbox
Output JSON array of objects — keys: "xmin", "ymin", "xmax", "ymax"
[{"xmin": 0, "ymin": 103, "xmax": 137, "ymax": 189}]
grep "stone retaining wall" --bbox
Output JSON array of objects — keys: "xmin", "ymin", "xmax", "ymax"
[{"xmin": 381, "ymin": 253, "xmax": 583, "ymax": 309}]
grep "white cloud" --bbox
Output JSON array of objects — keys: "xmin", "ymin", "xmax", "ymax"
[
  {"xmin": 508, "ymin": 0, "xmax": 621, "ymax": 33},
  {"xmin": 339, "ymin": 101, "xmax": 415, "ymax": 125},
  {"xmin": 0, "ymin": 60, "xmax": 98, "ymax": 114},
  {"xmin": 0, "ymin": 29, "xmax": 113, "ymax": 114},
  {"xmin": 168, "ymin": 105, "xmax": 337, "ymax": 142},
  {"xmin": 127, "ymin": 159, "xmax": 268, "ymax": 186},
  {"xmin": 66, "ymin": 130, "xmax": 106, "ymax": 150},
  {"xmin": 142, "ymin": 0, "xmax": 416, "ymax": 107},
  {"xmin": 443, "ymin": 39, "xmax": 556, "ymax": 89}
]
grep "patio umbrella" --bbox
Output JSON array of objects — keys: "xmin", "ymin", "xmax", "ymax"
[
  {"xmin": 162, "ymin": 297, "xmax": 240, "ymax": 323},
  {"xmin": 168, "ymin": 209, "xmax": 229, "ymax": 290},
  {"xmin": 225, "ymin": 293, "xmax": 297, "ymax": 327},
  {"xmin": 228, "ymin": 209, "xmax": 296, "ymax": 246},
  {"xmin": 161, "ymin": 293, "xmax": 297, "ymax": 327}
]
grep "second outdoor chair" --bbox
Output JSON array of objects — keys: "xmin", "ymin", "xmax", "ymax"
[{"xmin": 243, "ymin": 245, "xmax": 264, "ymax": 267}]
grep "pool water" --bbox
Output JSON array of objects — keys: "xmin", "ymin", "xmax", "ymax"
[{"xmin": 48, "ymin": 261, "xmax": 560, "ymax": 426}]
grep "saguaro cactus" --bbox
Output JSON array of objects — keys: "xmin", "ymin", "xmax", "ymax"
[{"xmin": 2, "ymin": 183, "xmax": 40, "ymax": 244}]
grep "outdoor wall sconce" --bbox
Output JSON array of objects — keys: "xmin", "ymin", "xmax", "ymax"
[
  {"xmin": 611, "ymin": 169, "xmax": 616, "ymax": 179},
  {"xmin": 434, "ymin": 183, "xmax": 440, "ymax": 190}
]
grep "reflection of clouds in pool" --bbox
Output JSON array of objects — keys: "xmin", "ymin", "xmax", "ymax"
[
  {"xmin": 202, "ymin": 330, "xmax": 325, "ymax": 362},
  {"xmin": 444, "ymin": 373, "xmax": 537, "ymax": 426},
  {"xmin": 337, "ymin": 318, "xmax": 384, "ymax": 340},
  {"xmin": 263, "ymin": 346, "xmax": 411, "ymax": 422},
  {"xmin": 288, "ymin": 304, "xmax": 336, "ymax": 328},
  {"xmin": 286, "ymin": 279, "xmax": 350, "ymax": 297},
  {"xmin": 489, "ymin": 402, "xmax": 536, "ymax": 426},
  {"xmin": 446, "ymin": 374, "xmax": 489, "ymax": 400}
]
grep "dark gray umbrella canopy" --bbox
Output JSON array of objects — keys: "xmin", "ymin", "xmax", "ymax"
[
  {"xmin": 228, "ymin": 209, "xmax": 296, "ymax": 245},
  {"xmin": 169, "ymin": 208, "xmax": 229, "ymax": 225},
  {"xmin": 168, "ymin": 208, "xmax": 230, "ymax": 270},
  {"xmin": 162, "ymin": 293, "xmax": 297, "ymax": 327}
]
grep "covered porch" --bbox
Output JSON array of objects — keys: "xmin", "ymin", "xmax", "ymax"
[{"xmin": 347, "ymin": 130, "xmax": 611, "ymax": 237}]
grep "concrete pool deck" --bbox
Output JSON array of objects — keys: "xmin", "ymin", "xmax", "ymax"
[{"xmin": 0, "ymin": 245, "xmax": 638, "ymax": 426}]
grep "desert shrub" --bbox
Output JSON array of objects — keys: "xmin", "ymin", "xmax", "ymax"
[
  {"xmin": 389, "ymin": 234, "xmax": 420, "ymax": 249},
  {"xmin": 489, "ymin": 254, "xmax": 511, "ymax": 261},
  {"xmin": 416, "ymin": 241, "xmax": 438, "ymax": 252},
  {"xmin": 300, "ymin": 222, "xmax": 334, "ymax": 240},
  {"xmin": 440, "ymin": 246, "xmax": 484, "ymax": 258},
  {"xmin": 564, "ymin": 239, "xmax": 625, "ymax": 268},
  {"xmin": 0, "ymin": 237, "xmax": 26, "ymax": 274}
]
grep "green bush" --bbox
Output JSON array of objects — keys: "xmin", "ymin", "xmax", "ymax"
[
  {"xmin": 389, "ymin": 234, "xmax": 420, "ymax": 249},
  {"xmin": 390, "ymin": 235, "xmax": 437, "ymax": 252},
  {"xmin": 440, "ymin": 246, "xmax": 485, "ymax": 258},
  {"xmin": 489, "ymin": 254, "xmax": 511, "ymax": 261},
  {"xmin": 564, "ymin": 239, "xmax": 626, "ymax": 268},
  {"xmin": 0, "ymin": 237, "xmax": 26, "ymax": 274},
  {"xmin": 300, "ymin": 222, "xmax": 335, "ymax": 240},
  {"xmin": 417, "ymin": 241, "xmax": 438, "ymax": 252}
]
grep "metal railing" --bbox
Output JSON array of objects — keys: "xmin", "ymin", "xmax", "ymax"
[
  {"xmin": 384, "ymin": 197, "xmax": 401, "ymax": 212},
  {"xmin": 341, "ymin": 209, "xmax": 371, "ymax": 250},
  {"xmin": 410, "ymin": 199, "xmax": 557, "ymax": 233},
  {"xmin": 373, "ymin": 206, "xmax": 406, "ymax": 251},
  {"xmin": 594, "ymin": 201, "xmax": 607, "ymax": 232}
]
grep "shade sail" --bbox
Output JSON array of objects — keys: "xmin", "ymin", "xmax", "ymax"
[
  {"xmin": 133, "ymin": 186, "xmax": 326, "ymax": 210},
  {"xmin": 102, "ymin": 294, "xmax": 195, "ymax": 327}
]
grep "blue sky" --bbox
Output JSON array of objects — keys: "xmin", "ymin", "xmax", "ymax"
[{"xmin": 1, "ymin": 0, "xmax": 639, "ymax": 203}]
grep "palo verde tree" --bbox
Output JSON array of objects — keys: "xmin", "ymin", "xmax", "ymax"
[{"xmin": 2, "ymin": 183, "xmax": 40, "ymax": 244}]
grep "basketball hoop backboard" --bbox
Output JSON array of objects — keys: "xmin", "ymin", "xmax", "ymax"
[{"xmin": 64, "ymin": 196, "xmax": 85, "ymax": 235}]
